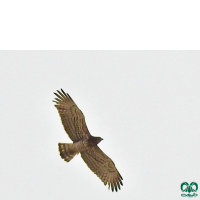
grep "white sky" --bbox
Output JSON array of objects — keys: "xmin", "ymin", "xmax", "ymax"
[{"xmin": 0, "ymin": 51, "xmax": 200, "ymax": 200}]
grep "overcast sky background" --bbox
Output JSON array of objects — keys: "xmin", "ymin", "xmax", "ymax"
[{"xmin": 0, "ymin": 51, "xmax": 200, "ymax": 200}]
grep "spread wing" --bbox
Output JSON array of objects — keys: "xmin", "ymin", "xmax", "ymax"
[
  {"xmin": 81, "ymin": 146, "xmax": 123, "ymax": 192},
  {"xmin": 53, "ymin": 89, "xmax": 91, "ymax": 142}
]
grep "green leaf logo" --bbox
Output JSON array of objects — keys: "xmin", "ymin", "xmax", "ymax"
[{"xmin": 181, "ymin": 182, "xmax": 198, "ymax": 197}]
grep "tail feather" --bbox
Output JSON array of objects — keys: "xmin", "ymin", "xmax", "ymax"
[{"xmin": 58, "ymin": 143, "xmax": 78, "ymax": 162}]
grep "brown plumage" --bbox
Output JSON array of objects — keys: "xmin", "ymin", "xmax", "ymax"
[{"xmin": 53, "ymin": 89, "xmax": 123, "ymax": 192}]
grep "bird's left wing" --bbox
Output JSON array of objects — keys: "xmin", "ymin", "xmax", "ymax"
[
  {"xmin": 81, "ymin": 146, "xmax": 123, "ymax": 192},
  {"xmin": 53, "ymin": 89, "xmax": 91, "ymax": 142}
]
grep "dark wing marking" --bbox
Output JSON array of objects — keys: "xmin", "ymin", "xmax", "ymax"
[
  {"xmin": 53, "ymin": 89, "xmax": 91, "ymax": 142},
  {"xmin": 81, "ymin": 146, "xmax": 123, "ymax": 192}
]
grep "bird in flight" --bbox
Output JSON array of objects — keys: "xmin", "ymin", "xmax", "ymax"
[{"xmin": 53, "ymin": 89, "xmax": 123, "ymax": 192}]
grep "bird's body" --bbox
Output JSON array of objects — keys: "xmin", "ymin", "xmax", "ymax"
[
  {"xmin": 58, "ymin": 136, "xmax": 102, "ymax": 162},
  {"xmin": 53, "ymin": 89, "xmax": 123, "ymax": 192}
]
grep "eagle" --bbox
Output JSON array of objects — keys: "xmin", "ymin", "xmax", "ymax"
[{"xmin": 53, "ymin": 89, "xmax": 123, "ymax": 192}]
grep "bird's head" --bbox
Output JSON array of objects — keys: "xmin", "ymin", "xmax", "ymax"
[{"xmin": 94, "ymin": 136, "xmax": 103, "ymax": 144}]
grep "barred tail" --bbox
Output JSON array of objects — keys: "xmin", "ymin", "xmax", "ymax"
[{"xmin": 58, "ymin": 143, "xmax": 78, "ymax": 162}]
